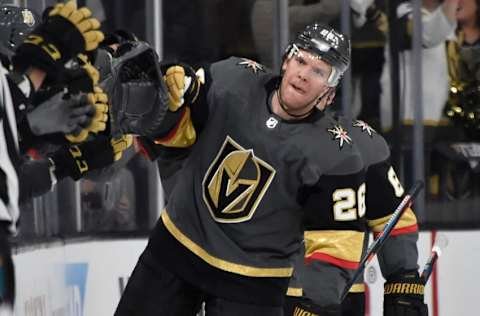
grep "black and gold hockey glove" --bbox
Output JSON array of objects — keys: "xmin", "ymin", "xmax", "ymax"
[
  {"xmin": 163, "ymin": 63, "xmax": 203, "ymax": 111},
  {"xmin": 63, "ymin": 54, "xmax": 100, "ymax": 95},
  {"xmin": 49, "ymin": 134, "xmax": 132, "ymax": 180},
  {"xmin": 384, "ymin": 271, "xmax": 428, "ymax": 316},
  {"xmin": 146, "ymin": 63, "xmax": 204, "ymax": 147},
  {"xmin": 13, "ymin": 0, "xmax": 104, "ymax": 80}
]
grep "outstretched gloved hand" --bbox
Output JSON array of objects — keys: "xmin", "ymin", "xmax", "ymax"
[
  {"xmin": 13, "ymin": 0, "xmax": 104, "ymax": 81},
  {"xmin": 26, "ymin": 92, "xmax": 95, "ymax": 136}
]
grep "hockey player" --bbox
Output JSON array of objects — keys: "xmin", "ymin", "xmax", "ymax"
[
  {"xmin": 113, "ymin": 23, "xmax": 371, "ymax": 315},
  {"xmin": 273, "ymin": 22, "xmax": 425, "ymax": 316},
  {"xmin": 284, "ymin": 115, "xmax": 426, "ymax": 316}
]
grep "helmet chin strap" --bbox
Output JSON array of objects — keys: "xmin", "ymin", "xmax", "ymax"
[{"xmin": 277, "ymin": 85, "xmax": 331, "ymax": 118}]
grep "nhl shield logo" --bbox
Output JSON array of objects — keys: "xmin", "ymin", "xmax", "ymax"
[
  {"xmin": 266, "ymin": 117, "xmax": 278, "ymax": 129},
  {"xmin": 202, "ymin": 136, "xmax": 276, "ymax": 223}
]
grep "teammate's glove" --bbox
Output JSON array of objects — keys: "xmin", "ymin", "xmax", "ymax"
[
  {"xmin": 13, "ymin": 0, "xmax": 104, "ymax": 80},
  {"xmin": 65, "ymin": 86, "xmax": 109, "ymax": 143},
  {"xmin": 64, "ymin": 54, "xmax": 100, "ymax": 95},
  {"xmin": 49, "ymin": 134, "xmax": 133, "ymax": 180},
  {"xmin": 26, "ymin": 92, "xmax": 95, "ymax": 136},
  {"xmin": 100, "ymin": 41, "xmax": 169, "ymax": 137},
  {"xmin": 384, "ymin": 271, "xmax": 428, "ymax": 316}
]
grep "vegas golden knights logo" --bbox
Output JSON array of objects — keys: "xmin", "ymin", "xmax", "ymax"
[{"xmin": 202, "ymin": 136, "xmax": 276, "ymax": 223}]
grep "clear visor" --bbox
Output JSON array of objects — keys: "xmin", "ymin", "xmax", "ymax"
[{"xmin": 287, "ymin": 44, "xmax": 341, "ymax": 87}]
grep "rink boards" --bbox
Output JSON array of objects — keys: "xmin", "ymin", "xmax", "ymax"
[{"xmin": 12, "ymin": 231, "xmax": 480, "ymax": 316}]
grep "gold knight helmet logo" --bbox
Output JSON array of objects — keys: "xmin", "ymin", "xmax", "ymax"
[{"xmin": 202, "ymin": 136, "xmax": 276, "ymax": 223}]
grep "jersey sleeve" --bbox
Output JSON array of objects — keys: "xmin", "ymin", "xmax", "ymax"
[
  {"xmin": 366, "ymin": 159, "xmax": 420, "ymax": 278},
  {"xmin": 301, "ymin": 170, "xmax": 367, "ymax": 270},
  {"xmin": 17, "ymin": 159, "xmax": 55, "ymax": 203},
  {"xmin": 145, "ymin": 57, "xmax": 270, "ymax": 156},
  {"xmin": 148, "ymin": 62, "xmax": 209, "ymax": 149}
]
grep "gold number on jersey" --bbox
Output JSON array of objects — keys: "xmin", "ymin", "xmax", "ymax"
[
  {"xmin": 332, "ymin": 183, "xmax": 366, "ymax": 221},
  {"xmin": 387, "ymin": 166, "xmax": 404, "ymax": 197}
]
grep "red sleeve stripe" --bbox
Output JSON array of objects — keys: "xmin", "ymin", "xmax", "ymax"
[
  {"xmin": 305, "ymin": 252, "xmax": 359, "ymax": 270},
  {"xmin": 374, "ymin": 224, "xmax": 418, "ymax": 239},
  {"xmin": 135, "ymin": 138, "xmax": 153, "ymax": 161}
]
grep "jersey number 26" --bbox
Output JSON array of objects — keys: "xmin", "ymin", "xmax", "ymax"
[{"xmin": 332, "ymin": 183, "xmax": 366, "ymax": 221}]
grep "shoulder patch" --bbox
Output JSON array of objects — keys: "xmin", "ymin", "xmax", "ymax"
[
  {"xmin": 327, "ymin": 124, "xmax": 352, "ymax": 149},
  {"xmin": 237, "ymin": 58, "xmax": 265, "ymax": 74},
  {"xmin": 352, "ymin": 120, "xmax": 377, "ymax": 137}
]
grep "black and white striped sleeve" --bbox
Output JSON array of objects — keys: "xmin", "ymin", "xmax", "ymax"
[{"xmin": 0, "ymin": 65, "xmax": 20, "ymax": 234}]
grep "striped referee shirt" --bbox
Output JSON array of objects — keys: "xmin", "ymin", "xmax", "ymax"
[{"xmin": 0, "ymin": 65, "xmax": 20, "ymax": 234}]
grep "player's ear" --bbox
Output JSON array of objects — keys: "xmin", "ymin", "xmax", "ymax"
[
  {"xmin": 326, "ymin": 88, "xmax": 336, "ymax": 105},
  {"xmin": 281, "ymin": 59, "xmax": 287, "ymax": 72}
]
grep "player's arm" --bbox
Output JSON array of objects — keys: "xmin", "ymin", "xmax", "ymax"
[
  {"xmin": 148, "ymin": 63, "xmax": 206, "ymax": 147},
  {"xmin": 17, "ymin": 134, "xmax": 132, "ymax": 204},
  {"xmin": 366, "ymin": 160, "xmax": 419, "ymax": 275},
  {"xmin": 366, "ymin": 160, "xmax": 427, "ymax": 316},
  {"xmin": 12, "ymin": 0, "xmax": 103, "ymax": 86},
  {"xmin": 291, "ymin": 169, "xmax": 367, "ymax": 315},
  {"xmin": 135, "ymin": 61, "xmax": 210, "ymax": 161}
]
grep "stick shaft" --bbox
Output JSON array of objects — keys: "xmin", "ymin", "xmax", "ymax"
[
  {"xmin": 420, "ymin": 251, "xmax": 438, "ymax": 283},
  {"xmin": 340, "ymin": 180, "xmax": 424, "ymax": 301}
]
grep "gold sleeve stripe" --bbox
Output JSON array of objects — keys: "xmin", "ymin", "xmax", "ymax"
[
  {"xmin": 349, "ymin": 283, "xmax": 365, "ymax": 293},
  {"xmin": 368, "ymin": 208, "xmax": 417, "ymax": 233},
  {"xmin": 286, "ymin": 287, "xmax": 303, "ymax": 297},
  {"xmin": 161, "ymin": 210, "xmax": 293, "ymax": 278},
  {"xmin": 155, "ymin": 107, "xmax": 197, "ymax": 148},
  {"xmin": 304, "ymin": 230, "xmax": 365, "ymax": 269}
]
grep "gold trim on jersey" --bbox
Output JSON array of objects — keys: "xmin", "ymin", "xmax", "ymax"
[
  {"xmin": 368, "ymin": 208, "xmax": 417, "ymax": 233},
  {"xmin": 202, "ymin": 135, "xmax": 276, "ymax": 223},
  {"xmin": 161, "ymin": 210, "xmax": 293, "ymax": 277},
  {"xmin": 304, "ymin": 230, "xmax": 365, "ymax": 263},
  {"xmin": 349, "ymin": 283, "xmax": 365, "ymax": 293},
  {"xmin": 286, "ymin": 287, "xmax": 303, "ymax": 297},
  {"xmin": 154, "ymin": 107, "xmax": 196, "ymax": 148},
  {"xmin": 286, "ymin": 280, "xmax": 364, "ymax": 298}
]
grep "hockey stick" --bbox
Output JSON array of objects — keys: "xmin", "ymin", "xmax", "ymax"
[
  {"xmin": 420, "ymin": 233, "xmax": 448, "ymax": 284},
  {"xmin": 340, "ymin": 180, "xmax": 425, "ymax": 301}
]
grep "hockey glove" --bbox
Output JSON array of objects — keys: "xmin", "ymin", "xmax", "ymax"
[
  {"xmin": 384, "ymin": 271, "xmax": 428, "ymax": 316},
  {"xmin": 13, "ymin": 0, "xmax": 104, "ymax": 80},
  {"xmin": 65, "ymin": 86, "xmax": 109, "ymax": 143},
  {"xmin": 63, "ymin": 54, "xmax": 100, "ymax": 95},
  {"xmin": 26, "ymin": 92, "xmax": 95, "ymax": 136},
  {"xmin": 163, "ymin": 64, "xmax": 203, "ymax": 111},
  {"xmin": 49, "ymin": 134, "xmax": 132, "ymax": 180},
  {"xmin": 101, "ymin": 41, "xmax": 170, "ymax": 137}
]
